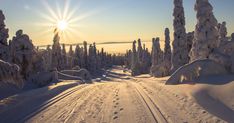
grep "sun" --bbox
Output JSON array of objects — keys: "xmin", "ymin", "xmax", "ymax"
[
  {"xmin": 36, "ymin": 0, "xmax": 102, "ymax": 43},
  {"xmin": 57, "ymin": 20, "xmax": 68, "ymax": 31}
]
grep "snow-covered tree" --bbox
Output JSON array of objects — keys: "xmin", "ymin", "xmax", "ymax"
[
  {"xmin": 131, "ymin": 40, "xmax": 140, "ymax": 76},
  {"xmin": 51, "ymin": 28, "xmax": 63, "ymax": 70},
  {"xmin": 171, "ymin": 0, "xmax": 189, "ymax": 72},
  {"xmin": 83, "ymin": 41, "xmax": 88, "ymax": 69},
  {"xmin": 218, "ymin": 21, "xmax": 228, "ymax": 45},
  {"xmin": 44, "ymin": 45, "xmax": 52, "ymax": 71},
  {"xmin": 10, "ymin": 30, "xmax": 36, "ymax": 79},
  {"xmin": 189, "ymin": 0, "xmax": 219, "ymax": 62},
  {"xmin": 88, "ymin": 43, "xmax": 98, "ymax": 74},
  {"xmin": 68, "ymin": 45, "xmax": 74, "ymax": 69},
  {"xmin": 137, "ymin": 39, "xmax": 143, "ymax": 63},
  {"xmin": 61, "ymin": 44, "xmax": 67, "ymax": 69},
  {"xmin": 137, "ymin": 38, "xmax": 146, "ymax": 73},
  {"xmin": 0, "ymin": 10, "xmax": 9, "ymax": 61},
  {"xmin": 141, "ymin": 44, "xmax": 151, "ymax": 73},
  {"xmin": 124, "ymin": 50, "xmax": 132, "ymax": 69},
  {"xmin": 150, "ymin": 37, "xmax": 163, "ymax": 76},
  {"xmin": 151, "ymin": 38, "xmax": 162, "ymax": 67},
  {"xmin": 163, "ymin": 28, "xmax": 172, "ymax": 75},
  {"xmin": 0, "ymin": 60, "xmax": 23, "ymax": 88},
  {"xmin": 74, "ymin": 44, "xmax": 82, "ymax": 67},
  {"xmin": 186, "ymin": 32, "xmax": 194, "ymax": 55},
  {"xmin": 231, "ymin": 33, "xmax": 234, "ymax": 42}
]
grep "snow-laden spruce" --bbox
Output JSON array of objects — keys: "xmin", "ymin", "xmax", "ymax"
[
  {"xmin": 137, "ymin": 39, "xmax": 143, "ymax": 73},
  {"xmin": 68, "ymin": 45, "xmax": 74, "ymax": 69},
  {"xmin": 218, "ymin": 21, "xmax": 228, "ymax": 46},
  {"xmin": 61, "ymin": 44, "xmax": 67, "ymax": 69},
  {"xmin": 131, "ymin": 40, "xmax": 140, "ymax": 76},
  {"xmin": 186, "ymin": 32, "xmax": 194, "ymax": 55},
  {"xmin": 44, "ymin": 45, "xmax": 52, "ymax": 71},
  {"xmin": 231, "ymin": 33, "xmax": 234, "ymax": 42},
  {"xmin": 74, "ymin": 44, "xmax": 83, "ymax": 68},
  {"xmin": 51, "ymin": 28, "xmax": 63, "ymax": 70},
  {"xmin": 136, "ymin": 39, "xmax": 151, "ymax": 74},
  {"xmin": 141, "ymin": 43, "xmax": 151, "ymax": 74},
  {"xmin": 189, "ymin": 0, "xmax": 219, "ymax": 62},
  {"xmin": 150, "ymin": 37, "xmax": 164, "ymax": 77},
  {"xmin": 167, "ymin": 0, "xmax": 234, "ymax": 84},
  {"xmin": 171, "ymin": 0, "xmax": 189, "ymax": 72},
  {"xmin": 0, "ymin": 10, "xmax": 9, "ymax": 61},
  {"xmin": 150, "ymin": 29, "xmax": 173, "ymax": 77},
  {"xmin": 163, "ymin": 28, "xmax": 172, "ymax": 75},
  {"xmin": 10, "ymin": 30, "xmax": 36, "ymax": 79}
]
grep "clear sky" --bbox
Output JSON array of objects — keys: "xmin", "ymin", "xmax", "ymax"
[{"xmin": 0, "ymin": 0, "xmax": 234, "ymax": 46}]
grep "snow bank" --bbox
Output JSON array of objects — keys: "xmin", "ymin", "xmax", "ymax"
[
  {"xmin": 0, "ymin": 81, "xmax": 80, "ymax": 122},
  {"xmin": 29, "ymin": 71, "xmax": 59, "ymax": 87},
  {"xmin": 166, "ymin": 59, "xmax": 228, "ymax": 84},
  {"xmin": 191, "ymin": 75, "xmax": 234, "ymax": 122},
  {"xmin": 59, "ymin": 69, "xmax": 92, "ymax": 83}
]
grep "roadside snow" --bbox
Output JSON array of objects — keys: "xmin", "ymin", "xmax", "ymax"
[{"xmin": 0, "ymin": 81, "xmax": 81, "ymax": 122}]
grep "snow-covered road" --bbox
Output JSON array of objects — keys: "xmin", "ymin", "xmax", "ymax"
[
  {"xmin": 0, "ymin": 67, "xmax": 228, "ymax": 123},
  {"xmin": 26, "ymin": 78, "xmax": 168, "ymax": 123}
]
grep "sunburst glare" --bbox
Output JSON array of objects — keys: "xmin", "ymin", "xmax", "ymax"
[{"xmin": 35, "ymin": 0, "xmax": 98, "ymax": 43}]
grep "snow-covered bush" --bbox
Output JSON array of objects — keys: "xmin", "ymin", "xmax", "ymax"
[{"xmin": 0, "ymin": 60, "xmax": 23, "ymax": 88}]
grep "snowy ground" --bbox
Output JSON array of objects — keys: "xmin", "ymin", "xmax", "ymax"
[{"xmin": 0, "ymin": 66, "xmax": 233, "ymax": 123}]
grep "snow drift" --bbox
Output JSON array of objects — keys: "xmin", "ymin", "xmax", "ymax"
[{"xmin": 166, "ymin": 59, "xmax": 228, "ymax": 84}]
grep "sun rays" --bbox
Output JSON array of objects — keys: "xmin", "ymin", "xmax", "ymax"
[{"xmin": 34, "ymin": 0, "xmax": 99, "ymax": 44}]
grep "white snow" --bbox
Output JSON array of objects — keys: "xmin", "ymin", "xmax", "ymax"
[{"xmin": 0, "ymin": 67, "xmax": 233, "ymax": 122}]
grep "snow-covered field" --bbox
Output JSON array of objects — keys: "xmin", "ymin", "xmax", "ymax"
[{"xmin": 0, "ymin": 66, "xmax": 233, "ymax": 123}]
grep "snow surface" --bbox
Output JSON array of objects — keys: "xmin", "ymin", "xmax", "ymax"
[{"xmin": 0, "ymin": 66, "xmax": 233, "ymax": 123}]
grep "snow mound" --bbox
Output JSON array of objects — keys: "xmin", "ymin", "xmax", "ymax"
[
  {"xmin": 0, "ymin": 60, "xmax": 23, "ymax": 88},
  {"xmin": 60, "ymin": 69, "xmax": 92, "ymax": 83},
  {"xmin": 30, "ymin": 71, "xmax": 58, "ymax": 87},
  {"xmin": 191, "ymin": 75, "xmax": 234, "ymax": 122},
  {"xmin": 72, "ymin": 66, "xmax": 81, "ymax": 70},
  {"xmin": 0, "ymin": 81, "xmax": 80, "ymax": 122},
  {"xmin": 166, "ymin": 59, "xmax": 228, "ymax": 85}
]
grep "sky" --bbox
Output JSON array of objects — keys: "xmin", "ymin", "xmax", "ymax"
[{"xmin": 0, "ymin": 0, "xmax": 234, "ymax": 47}]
